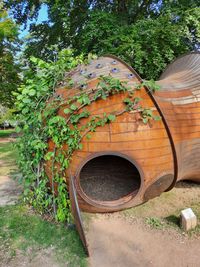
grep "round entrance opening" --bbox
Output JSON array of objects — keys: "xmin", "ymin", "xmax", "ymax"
[{"xmin": 79, "ymin": 155, "xmax": 141, "ymax": 201}]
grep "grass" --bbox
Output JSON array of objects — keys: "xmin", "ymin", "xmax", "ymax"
[
  {"xmin": 123, "ymin": 190, "xmax": 176, "ymax": 218},
  {"xmin": 140, "ymin": 206, "xmax": 200, "ymax": 236},
  {"xmin": 0, "ymin": 142, "xmax": 18, "ymax": 177},
  {"xmin": 0, "ymin": 129, "xmax": 15, "ymax": 138},
  {"xmin": 123, "ymin": 182, "xmax": 200, "ymax": 236},
  {"xmin": 145, "ymin": 217, "xmax": 164, "ymax": 229},
  {"xmin": 0, "ymin": 142, "xmax": 18, "ymax": 160},
  {"xmin": 0, "ymin": 139, "xmax": 88, "ymax": 266},
  {"xmin": 0, "ymin": 205, "xmax": 87, "ymax": 267}
]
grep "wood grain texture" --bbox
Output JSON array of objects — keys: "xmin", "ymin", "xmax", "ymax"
[{"xmin": 155, "ymin": 52, "xmax": 200, "ymax": 183}]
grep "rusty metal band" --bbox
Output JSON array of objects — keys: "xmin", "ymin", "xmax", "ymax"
[{"xmin": 69, "ymin": 172, "xmax": 90, "ymax": 256}]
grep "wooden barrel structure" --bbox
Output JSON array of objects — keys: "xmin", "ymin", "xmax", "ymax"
[
  {"xmin": 155, "ymin": 52, "xmax": 200, "ymax": 184},
  {"xmin": 45, "ymin": 52, "xmax": 200, "ymax": 213}
]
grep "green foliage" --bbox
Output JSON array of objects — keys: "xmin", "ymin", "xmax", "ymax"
[
  {"xmin": 5, "ymin": 1, "xmax": 200, "ymax": 79},
  {"xmin": 0, "ymin": 4, "xmax": 20, "ymax": 107},
  {"xmin": 15, "ymin": 49, "xmax": 84, "ymax": 222},
  {"xmin": 0, "ymin": 105, "xmax": 15, "ymax": 126},
  {"xmin": 138, "ymin": 80, "xmax": 161, "ymax": 93},
  {"xmin": 78, "ymin": 10, "xmax": 199, "ymax": 79}
]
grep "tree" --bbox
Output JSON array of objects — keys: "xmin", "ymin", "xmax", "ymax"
[
  {"xmin": 0, "ymin": 104, "xmax": 14, "ymax": 128},
  {"xmin": 78, "ymin": 10, "xmax": 198, "ymax": 79},
  {"xmin": 0, "ymin": 3, "xmax": 20, "ymax": 107},
  {"xmin": 4, "ymin": 0, "xmax": 200, "ymax": 79}
]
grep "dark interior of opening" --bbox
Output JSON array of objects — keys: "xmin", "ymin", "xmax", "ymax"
[{"xmin": 79, "ymin": 155, "xmax": 141, "ymax": 201}]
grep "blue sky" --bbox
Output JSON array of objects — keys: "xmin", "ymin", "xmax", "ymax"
[{"xmin": 19, "ymin": 4, "xmax": 48, "ymax": 38}]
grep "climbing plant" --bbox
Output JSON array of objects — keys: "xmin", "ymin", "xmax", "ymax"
[
  {"xmin": 15, "ymin": 49, "xmax": 83, "ymax": 222},
  {"xmin": 15, "ymin": 49, "xmax": 160, "ymax": 222}
]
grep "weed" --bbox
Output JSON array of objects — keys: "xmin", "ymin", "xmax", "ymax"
[{"xmin": 145, "ymin": 217, "xmax": 164, "ymax": 229}]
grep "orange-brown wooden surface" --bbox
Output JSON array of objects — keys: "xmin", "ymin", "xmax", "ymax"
[
  {"xmin": 45, "ymin": 55, "xmax": 174, "ymax": 212},
  {"xmin": 155, "ymin": 52, "xmax": 200, "ymax": 183}
]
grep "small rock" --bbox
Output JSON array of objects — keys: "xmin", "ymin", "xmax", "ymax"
[{"xmin": 180, "ymin": 208, "xmax": 197, "ymax": 231}]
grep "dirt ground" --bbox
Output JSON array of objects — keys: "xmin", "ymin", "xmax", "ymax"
[
  {"xmin": 87, "ymin": 214, "xmax": 200, "ymax": 267},
  {"xmin": 0, "ymin": 247, "xmax": 61, "ymax": 267},
  {"xmin": 86, "ymin": 182, "xmax": 200, "ymax": 267},
  {"xmin": 79, "ymin": 150, "xmax": 200, "ymax": 267},
  {"xmin": 0, "ymin": 138, "xmax": 15, "ymax": 143}
]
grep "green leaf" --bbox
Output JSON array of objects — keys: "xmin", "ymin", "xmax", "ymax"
[
  {"xmin": 63, "ymin": 159, "xmax": 69, "ymax": 168},
  {"xmin": 64, "ymin": 108, "xmax": 71, "ymax": 114},
  {"xmin": 22, "ymin": 98, "xmax": 31, "ymax": 104},
  {"xmin": 107, "ymin": 114, "xmax": 116, "ymax": 122},
  {"xmin": 22, "ymin": 88, "xmax": 29, "ymax": 95},
  {"xmin": 22, "ymin": 108, "xmax": 29, "ymax": 114},
  {"xmin": 123, "ymin": 98, "xmax": 132, "ymax": 104},
  {"xmin": 70, "ymin": 104, "xmax": 77, "ymax": 111},
  {"xmin": 134, "ymin": 97, "xmax": 142, "ymax": 104},
  {"xmin": 15, "ymin": 126, "xmax": 21, "ymax": 133},
  {"xmin": 17, "ymin": 95, "xmax": 23, "ymax": 100},
  {"xmin": 29, "ymin": 89, "xmax": 36, "ymax": 96},
  {"xmin": 30, "ymin": 56, "xmax": 38, "ymax": 63},
  {"xmin": 142, "ymin": 117, "xmax": 148, "ymax": 124},
  {"xmin": 79, "ymin": 143, "xmax": 83, "ymax": 150},
  {"xmin": 154, "ymin": 115, "xmax": 161, "ymax": 121},
  {"xmin": 86, "ymin": 134, "xmax": 91, "ymax": 140}
]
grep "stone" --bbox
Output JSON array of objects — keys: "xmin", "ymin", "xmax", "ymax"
[{"xmin": 180, "ymin": 208, "xmax": 197, "ymax": 231}]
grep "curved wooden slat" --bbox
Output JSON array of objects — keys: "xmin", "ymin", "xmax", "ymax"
[{"xmin": 155, "ymin": 52, "xmax": 200, "ymax": 182}]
